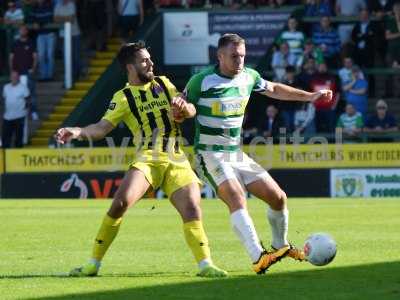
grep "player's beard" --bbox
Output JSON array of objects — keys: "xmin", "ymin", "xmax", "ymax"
[{"xmin": 136, "ymin": 67, "xmax": 155, "ymax": 83}]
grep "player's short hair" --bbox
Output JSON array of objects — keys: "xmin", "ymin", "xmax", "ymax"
[
  {"xmin": 217, "ymin": 33, "xmax": 245, "ymax": 49},
  {"xmin": 117, "ymin": 41, "xmax": 147, "ymax": 67}
]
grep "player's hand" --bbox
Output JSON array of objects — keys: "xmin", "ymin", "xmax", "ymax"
[
  {"xmin": 310, "ymin": 89, "xmax": 333, "ymax": 102},
  {"xmin": 171, "ymin": 94, "xmax": 188, "ymax": 123},
  {"xmin": 54, "ymin": 127, "xmax": 81, "ymax": 144}
]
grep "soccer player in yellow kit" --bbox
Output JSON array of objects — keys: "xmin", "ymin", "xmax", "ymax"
[{"xmin": 55, "ymin": 42, "xmax": 227, "ymax": 277}]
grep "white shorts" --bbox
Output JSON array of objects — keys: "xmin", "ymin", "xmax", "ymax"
[{"xmin": 195, "ymin": 150, "xmax": 269, "ymax": 192}]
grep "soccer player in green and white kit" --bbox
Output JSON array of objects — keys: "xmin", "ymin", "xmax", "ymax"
[{"xmin": 183, "ymin": 33, "xmax": 332, "ymax": 274}]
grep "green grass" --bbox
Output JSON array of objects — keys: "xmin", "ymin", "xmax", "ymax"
[{"xmin": 0, "ymin": 199, "xmax": 399, "ymax": 300}]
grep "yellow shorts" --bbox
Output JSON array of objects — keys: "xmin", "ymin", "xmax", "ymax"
[{"xmin": 129, "ymin": 150, "xmax": 202, "ymax": 198}]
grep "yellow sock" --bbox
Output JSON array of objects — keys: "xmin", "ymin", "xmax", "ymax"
[
  {"xmin": 92, "ymin": 214, "xmax": 122, "ymax": 261},
  {"xmin": 183, "ymin": 220, "xmax": 211, "ymax": 263}
]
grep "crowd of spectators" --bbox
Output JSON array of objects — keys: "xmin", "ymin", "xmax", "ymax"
[
  {"xmin": 0, "ymin": 0, "xmax": 146, "ymax": 148},
  {"xmin": 1, "ymin": 0, "xmax": 399, "ymax": 147},
  {"xmin": 264, "ymin": 0, "xmax": 400, "ymax": 142}
]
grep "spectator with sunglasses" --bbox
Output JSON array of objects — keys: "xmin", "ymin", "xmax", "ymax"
[{"xmin": 364, "ymin": 99, "xmax": 398, "ymax": 133}]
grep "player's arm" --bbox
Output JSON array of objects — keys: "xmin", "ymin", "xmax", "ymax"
[
  {"xmin": 171, "ymin": 94, "xmax": 196, "ymax": 123},
  {"xmin": 261, "ymin": 81, "xmax": 333, "ymax": 103},
  {"xmin": 55, "ymin": 119, "xmax": 114, "ymax": 144}
]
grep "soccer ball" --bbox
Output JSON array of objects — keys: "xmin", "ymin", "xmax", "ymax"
[{"xmin": 304, "ymin": 233, "xmax": 337, "ymax": 266}]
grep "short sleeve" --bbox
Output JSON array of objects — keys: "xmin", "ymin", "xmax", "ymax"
[
  {"xmin": 102, "ymin": 91, "xmax": 128, "ymax": 127},
  {"xmin": 337, "ymin": 116, "xmax": 344, "ymax": 128},
  {"xmin": 249, "ymin": 69, "xmax": 268, "ymax": 93},
  {"xmin": 184, "ymin": 74, "xmax": 202, "ymax": 105},
  {"xmin": 159, "ymin": 76, "xmax": 178, "ymax": 98},
  {"xmin": 356, "ymin": 115, "xmax": 364, "ymax": 128},
  {"xmin": 23, "ymin": 85, "xmax": 30, "ymax": 98}
]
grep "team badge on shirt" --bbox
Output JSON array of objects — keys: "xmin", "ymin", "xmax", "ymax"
[
  {"xmin": 239, "ymin": 85, "xmax": 248, "ymax": 97},
  {"xmin": 108, "ymin": 102, "xmax": 116, "ymax": 110}
]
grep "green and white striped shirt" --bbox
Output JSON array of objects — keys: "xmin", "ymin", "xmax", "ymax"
[{"xmin": 185, "ymin": 66, "xmax": 268, "ymax": 152}]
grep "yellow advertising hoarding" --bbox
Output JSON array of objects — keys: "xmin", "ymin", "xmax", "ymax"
[
  {"xmin": 0, "ymin": 150, "xmax": 3, "ymax": 174},
  {"xmin": 244, "ymin": 143, "xmax": 400, "ymax": 169},
  {"xmin": 4, "ymin": 143, "xmax": 400, "ymax": 173}
]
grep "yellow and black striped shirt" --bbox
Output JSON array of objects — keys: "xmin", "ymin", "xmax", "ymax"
[{"xmin": 102, "ymin": 76, "xmax": 181, "ymax": 153}]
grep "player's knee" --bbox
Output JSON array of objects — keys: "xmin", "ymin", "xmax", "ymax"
[
  {"xmin": 113, "ymin": 191, "xmax": 131, "ymax": 213},
  {"xmin": 269, "ymin": 189, "xmax": 287, "ymax": 211},
  {"xmin": 275, "ymin": 190, "xmax": 287, "ymax": 210},
  {"xmin": 227, "ymin": 194, "xmax": 247, "ymax": 212},
  {"xmin": 183, "ymin": 200, "xmax": 201, "ymax": 220}
]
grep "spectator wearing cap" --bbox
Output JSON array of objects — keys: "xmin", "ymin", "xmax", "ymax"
[
  {"xmin": 312, "ymin": 16, "xmax": 341, "ymax": 68},
  {"xmin": 1, "ymin": 71, "xmax": 30, "ymax": 148},
  {"xmin": 336, "ymin": 103, "xmax": 364, "ymax": 141},
  {"xmin": 342, "ymin": 65, "xmax": 369, "ymax": 116},
  {"xmin": 364, "ymin": 99, "xmax": 398, "ymax": 133}
]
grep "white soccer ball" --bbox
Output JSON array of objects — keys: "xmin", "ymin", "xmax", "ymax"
[{"xmin": 304, "ymin": 233, "xmax": 337, "ymax": 266}]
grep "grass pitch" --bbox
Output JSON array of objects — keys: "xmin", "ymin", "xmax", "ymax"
[{"xmin": 0, "ymin": 198, "xmax": 399, "ymax": 300}]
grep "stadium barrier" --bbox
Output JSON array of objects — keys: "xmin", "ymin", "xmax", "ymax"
[
  {"xmin": 330, "ymin": 169, "xmax": 400, "ymax": 198},
  {"xmin": 1, "ymin": 169, "xmax": 330, "ymax": 199},
  {"xmin": 3, "ymin": 143, "xmax": 400, "ymax": 172},
  {"xmin": 1, "ymin": 144, "xmax": 399, "ymax": 199}
]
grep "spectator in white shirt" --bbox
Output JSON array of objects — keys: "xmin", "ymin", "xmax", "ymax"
[
  {"xmin": 4, "ymin": 1, "xmax": 24, "ymax": 27},
  {"xmin": 294, "ymin": 102, "xmax": 316, "ymax": 134},
  {"xmin": 1, "ymin": 71, "xmax": 30, "ymax": 148},
  {"xmin": 118, "ymin": 0, "xmax": 144, "ymax": 40}
]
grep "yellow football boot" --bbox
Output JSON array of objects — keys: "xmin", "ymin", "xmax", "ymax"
[
  {"xmin": 69, "ymin": 262, "xmax": 99, "ymax": 277},
  {"xmin": 253, "ymin": 245, "xmax": 290, "ymax": 274},
  {"xmin": 197, "ymin": 264, "xmax": 228, "ymax": 278}
]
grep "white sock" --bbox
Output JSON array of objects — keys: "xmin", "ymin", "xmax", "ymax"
[
  {"xmin": 267, "ymin": 207, "xmax": 289, "ymax": 249},
  {"xmin": 198, "ymin": 258, "xmax": 213, "ymax": 270},
  {"xmin": 230, "ymin": 209, "xmax": 263, "ymax": 262}
]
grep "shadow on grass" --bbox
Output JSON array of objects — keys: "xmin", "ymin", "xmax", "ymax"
[
  {"xmin": 26, "ymin": 261, "xmax": 400, "ymax": 300},
  {"xmin": 0, "ymin": 274, "xmax": 69, "ymax": 279}
]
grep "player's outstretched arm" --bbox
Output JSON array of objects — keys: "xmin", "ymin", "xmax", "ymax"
[
  {"xmin": 262, "ymin": 81, "xmax": 333, "ymax": 103},
  {"xmin": 171, "ymin": 94, "xmax": 196, "ymax": 123},
  {"xmin": 55, "ymin": 119, "xmax": 114, "ymax": 144}
]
